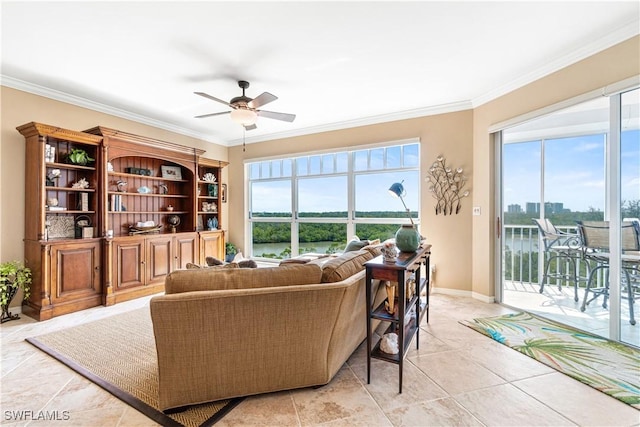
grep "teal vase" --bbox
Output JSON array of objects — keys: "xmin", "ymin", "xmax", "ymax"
[{"xmin": 395, "ymin": 224, "xmax": 420, "ymax": 252}]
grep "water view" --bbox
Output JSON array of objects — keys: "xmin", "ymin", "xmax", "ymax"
[{"xmin": 252, "ymin": 241, "xmax": 339, "ymax": 259}]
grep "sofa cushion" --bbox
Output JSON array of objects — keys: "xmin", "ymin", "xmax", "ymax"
[
  {"xmin": 185, "ymin": 262, "xmax": 239, "ymax": 270},
  {"xmin": 363, "ymin": 242, "xmax": 383, "ymax": 258},
  {"xmin": 165, "ymin": 262, "xmax": 323, "ymax": 294},
  {"xmin": 320, "ymin": 249, "xmax": 373, "ymax": 283}
]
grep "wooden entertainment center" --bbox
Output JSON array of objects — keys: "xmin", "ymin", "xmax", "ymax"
[{"xmin": 17, "ymin": 122, "xmax": 228, "ymax": 320}]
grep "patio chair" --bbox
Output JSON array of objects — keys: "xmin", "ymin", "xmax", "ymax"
[
  {"xmin": 533, "ymin": 218, "xmax": 583, "ymax": 301},
  {"xmin": 577, "ymin": 220, "xmax": 640, "ymax": 325}
]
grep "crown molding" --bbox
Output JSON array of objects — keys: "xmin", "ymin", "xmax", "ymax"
[
  {"xmin": 0, "ymin": 75, "xmax": 219, "ymax": 144},
  {"xmin": 228, "ymin": 100, "xmax": 474, "ymax": 146},
  {"xmin": 472, "ymin": 20, "xmax": 640, "ymax": 108}
]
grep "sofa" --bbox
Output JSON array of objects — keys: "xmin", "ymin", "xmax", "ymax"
[{"xmin": 150, "ymin": 246, "xmax": 384, "ymax": 412}]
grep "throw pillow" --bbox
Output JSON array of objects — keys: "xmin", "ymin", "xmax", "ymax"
[
  {"xmin": 238, "ymin": 259, "xmax": 258, "ymax": 268},
  {"xmin": 205, "ymin": 256, "xmax": 224, "ymax": 266},
  {"xmin": 185, "ymin": 262, "xmax": 239, "ymax": 270},
  {"xmin": 344, "ymin": 238, "xmax": 369, "ymax": 252}
]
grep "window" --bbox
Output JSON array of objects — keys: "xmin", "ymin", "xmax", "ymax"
[{"xmin": 248, "ymin": 141, "xmax": 420, "ymax": 259}]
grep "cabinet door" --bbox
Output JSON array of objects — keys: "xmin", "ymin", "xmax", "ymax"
[
  {"xmin": 147, "ymin": 236, "xmax": 173, "ymax": 285},
  {"xmin": 113, "ymin": 239, "xmax": 144, "ymax": 290},
  {"xmin": 50, "ymin": 241, "xmax": 102, "ymax": 303},
  {"xmin": 199, "ymin": 230, "xmax": 225, "ymax": 263},
  {"xmin": 174, "ymin": 233, "xmax": 198, "ymax": 269}
]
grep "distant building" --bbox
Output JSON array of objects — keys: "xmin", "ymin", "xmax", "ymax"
[
  {"xmin": 526, "ymin": 202, "xmax": 540, "ymax": 215},
  {"xmin": 544, "ymin": 202, "xmax": 566, "ymax": 215},
  {"xmin": 507, "ymin": 204, "xmax": 522, "ymax": 213}
]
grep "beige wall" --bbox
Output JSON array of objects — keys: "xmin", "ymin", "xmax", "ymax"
[
  {"xmin": 1, "ymin": 35, "xmax": 637, "ymax": 303},
  {"xmin": 228, "ymin": 111, "xmax": 475, "ymax": 293},
  {"xmin": 0, "ymin": 87, "xmax": 229, "ymax": 264},
  {"xmin": 471, "ymin": 35, "xmax": 640, "ymax": 298}
]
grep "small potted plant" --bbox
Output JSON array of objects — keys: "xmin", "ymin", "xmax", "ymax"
[
  {"xmin": 66, "ymin": 148, "xmax": 95, "ymax": 166},
  {"xmin": 0, "ymin": 261, "xmax": 32, "ymax": 323},
  {"xmin": 225, "ymin": 242, "xmax": 237, "ymax": 263}
]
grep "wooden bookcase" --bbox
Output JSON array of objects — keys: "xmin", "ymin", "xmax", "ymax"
[
  {"xmin": 18, "ymin": 122, "xmax": 228, "ymax": 319},
  {"xmin": 196, "ymin": 158, "xmax": 229, "ymax": 263},
  {"xmin": 17, "ymin": 123, "xmax": 104, "ymax": 320}
]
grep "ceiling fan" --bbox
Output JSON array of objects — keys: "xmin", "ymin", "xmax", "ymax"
[{"xmin": 194, "ymin": 80, "xmax": 296, "ymax": 130}]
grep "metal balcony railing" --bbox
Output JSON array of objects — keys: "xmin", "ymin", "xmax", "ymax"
[{"xmin": 503, "ymin": 224, "xmax": 600, "ymax": 288}]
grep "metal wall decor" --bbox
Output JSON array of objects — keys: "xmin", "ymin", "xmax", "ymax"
[{"xmin": 425, "ymin": 156, "xmax": 470, "ymax": 215}]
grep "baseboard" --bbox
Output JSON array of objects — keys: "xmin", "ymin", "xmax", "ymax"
[
  {"xmin": 431, "ymin": 287, "xmax": 495, "ymax": 304},
  {"xmin": 8, "ymin": 305, "xmax": 23, "ymax": 315},
  {"xmin": 471, "ymin": 292, "xmax": 496, "ymax": 303}
]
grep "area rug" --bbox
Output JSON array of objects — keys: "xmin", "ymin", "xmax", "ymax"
[
  {"xmin": 461, "ymin": 312, "xmax": 640, "ymax": 409},
  {"xmin": 26, "ymin": 308, "xmax": 243, "ymax": 426}
]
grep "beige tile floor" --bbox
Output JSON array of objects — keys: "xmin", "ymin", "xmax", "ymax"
[
  {"xmin": 2, "ymin": 294, "xmax": 639, "ymax": 427},
  {"xmin": 503, "ymin": 281, "xmax": 640, "ymax": 347}
]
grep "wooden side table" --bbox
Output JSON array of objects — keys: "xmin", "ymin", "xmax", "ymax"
[{"xmin": 365, "ymin": 244, "xmax": 431, "ymax": 393}]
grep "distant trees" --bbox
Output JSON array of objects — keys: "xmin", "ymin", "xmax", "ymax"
[
  {"xmin": 623, "ymin": 200, "xmax": 640, "ymax": 219},
  {"xmin": 251, "ymin": 211, "xmax": 414, "ymax": 245}
]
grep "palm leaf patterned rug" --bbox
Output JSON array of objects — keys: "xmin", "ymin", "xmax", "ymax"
[{"xmin": 461, "ymin": 312, "xmax": 640, "ymax": 409}]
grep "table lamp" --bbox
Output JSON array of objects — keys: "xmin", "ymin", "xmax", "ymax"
[{"xmin": 389, "ymin": 181, "xmax": 420, "ymax": 252}]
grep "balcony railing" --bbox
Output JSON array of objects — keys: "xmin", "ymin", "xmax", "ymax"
[{"xmin": 503, "ymin": 224, "xmax": 600, "ymax": 287}]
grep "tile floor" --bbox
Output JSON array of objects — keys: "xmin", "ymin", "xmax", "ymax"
[
  {"xmin": 1, "ymin": 294, "xmax": 639, "ymax": 426},
  {"xmin": 503, "ymin": 281, "xmax": 640, "ymax": 347}
]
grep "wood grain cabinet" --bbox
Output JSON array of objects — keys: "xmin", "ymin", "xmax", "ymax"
[
  {"xmin": 199, "ymin": 230, "xmax": 225, "ymax": 263},
  {"xmin": 18, "ymin": 123, "xmax": 104, "ymax": 321},
  {"xmin": 18, "ymin": 122, "xmax": 228, "ymax": 320},
  {"xmin": 109, "ymin": 235, "xmax": 170, "ymax": 303}
]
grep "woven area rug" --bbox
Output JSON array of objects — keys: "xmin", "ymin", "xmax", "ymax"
[
  {"xmin": 26, "ymin": 308, "xmax": 243, "ymax": 427},
  {"xmin": 461, "ymin": 312, "xmax": 640, "ymax": 409}
]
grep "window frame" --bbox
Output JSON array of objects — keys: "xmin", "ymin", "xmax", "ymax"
[{"xmin": 247, "ymin": 139, "xmax": 421, "ymax": 260}]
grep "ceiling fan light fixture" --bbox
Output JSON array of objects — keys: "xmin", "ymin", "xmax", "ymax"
[{"xmin": 230, "ymin": 107, "xmax": 258, "ymax": 126}]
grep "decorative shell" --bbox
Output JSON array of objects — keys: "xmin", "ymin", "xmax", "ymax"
[
  {"xmin": 71, "ymin": 178, "xmax": 90, "ymax": 189},
  {"xmin": 202, "ymin": 173, "xmax": 216, "ymax": 182}
]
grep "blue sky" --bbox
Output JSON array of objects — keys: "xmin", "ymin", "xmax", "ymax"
[
  {"xmin": 503, "ymin": 130, "xmax": 639, "ymax": 212},
  {"xmin": 250, "ymin": 144, "xmax": 421, "ymax": 214},
  {"xmin": 249, "ymin": 128, "xmax": 638, "ymax": 216}
]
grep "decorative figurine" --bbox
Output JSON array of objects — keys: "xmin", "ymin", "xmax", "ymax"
[
  {"xmin": 167, "ymin": 215, "xmax": 180, "ymax": 233},
  {"xmin": 207, "ymin": 217, "xmax": 218, "ymax": 230},
  {"xmin": 381, "ymin": 239, "xmax": 397, "ymax": 263}
]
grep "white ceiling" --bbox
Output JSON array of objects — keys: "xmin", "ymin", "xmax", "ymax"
[{"xmin": 2, "ymin": 1, "xmax": 638, "ymax": 147}]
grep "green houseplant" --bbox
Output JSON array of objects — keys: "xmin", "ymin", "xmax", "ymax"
[
  {"xmin": 67, "ymin": 148, "xmax": 94, "ymax": 166},
  {"xmin": 0, "ymin": 261, "xmax": 32, "ymax": 323},
  {"xmin": 225, "ymin": 242, "xmax": 237, "ymax": 263}
]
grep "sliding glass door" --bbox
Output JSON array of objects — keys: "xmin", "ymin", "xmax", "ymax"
[{"xmin": 499, "ymin": 88, "xmax": 639, "ymax": 347}]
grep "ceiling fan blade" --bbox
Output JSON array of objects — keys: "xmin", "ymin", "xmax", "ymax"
[
  {"xmin": 194, "ymin": 91, "xmax": 231, "ymax": 107},
  {"xmin": 244, "ymin": 124, "xmax": 257, "ymax": 131},
  {"xmin": 257, "ymin": 110, "xmax": 296, "ymax": 122},
  {"xmin": 248, "ymin": 92, "xmax": 277, "ymax": 109},
  {"xmin": 194, "ymin": 111, "xmax": 231, "ymax": 119}
]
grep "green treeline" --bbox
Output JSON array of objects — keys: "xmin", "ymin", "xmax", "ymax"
[
  {"xmin": 253, "ymin": 210, "xmax": 418, "ymax": 219},
  {"xmin": 252, "ymin": 221, "xmax": 401, "ymax": 244},
  {"xmin": 504, "ymin": 199, "xmax": 639, "ymax": 227}
]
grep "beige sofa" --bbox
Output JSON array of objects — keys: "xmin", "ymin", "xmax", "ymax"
[{"xmin": 150, "ymin": 247, "xmax": 384, "ymax": 412}]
